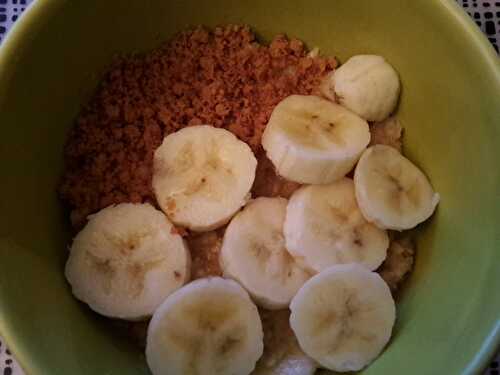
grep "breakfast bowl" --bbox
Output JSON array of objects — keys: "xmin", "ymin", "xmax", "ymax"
[{"xmin": 0, "ymin": 0, "xmax": 498, "ymax": 374}]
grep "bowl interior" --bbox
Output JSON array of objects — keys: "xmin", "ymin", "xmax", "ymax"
[{"xmin": 0, "ymin": 0, "xmax": 499, "ymax": 374}]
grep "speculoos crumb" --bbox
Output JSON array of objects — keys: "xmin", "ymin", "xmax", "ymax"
[{"xmin": 60, "ymin": 25, "xmax": 337, "ymax": 227}]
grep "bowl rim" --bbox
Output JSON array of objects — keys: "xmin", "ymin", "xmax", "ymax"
[{"xmin": 0, "ymin": 0, "xmax": 498, "ymax": 373}]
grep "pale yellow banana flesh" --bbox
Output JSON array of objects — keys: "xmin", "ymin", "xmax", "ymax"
[
  {"xmin": 262, "ymin": 95, "xmax": 370, "ymax": 184},
  {"xmin": 284, "ymin": 178, "xmax": 389, "ymax": 273},
  {"xmin": 323, "ymin": 54, "xmax": 400, "ymax": 122},
  {"xmin": 153, "ymin": 125, "xmax": 257, "ymax": 232},
  {"xmin": 220, "ymin": 197, "xmax": 311, "ymax": 309},
  {"xmin": 65, "ymin": 203, "xmax": 190, "ymax": 321},
  {"xmin": 146, "ymin": 277, "xmax": 263, "ymax": 375},
  {"xmin": 354, "ymin": 145, "xmax": 439, "ymax": 230},
  {"xmin": 290, "ymin": 264, "xmax": 395, "ymax": 372}
]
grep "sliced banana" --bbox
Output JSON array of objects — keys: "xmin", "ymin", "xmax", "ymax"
[
  {"xmin": 153, "ymin": 125, "xmax": 257, "ymax": 232},
  {"xmin": 321, "ymin": 55, "xmax": 400, "ymax": 122},
  {"xmin": 284, "ymin": 178, "xmax": 389, "ymax": 273},
  {"xmin": 290, "ymin": 264, "xmax": 396, "ymax": 372},
  {"xmin": 354, "ymin": 145, "xmax": 440, "ymax": 230},
  {"xmin": 65, "ymin": 203, "xmax": 191, "ymax": 321},
  {"xmin": 146, "ymin": 277, "xmax": 263, "ymax": 375},
  {"xmin": 253, "ymin": 309, "xmax": 317, "ymax": 375},
  {"xmin": 261, "ymin": 95, "xmax": 370, "ymax": 184},
  {"xmin": 220, "ymin": 197, "xmax": 311, "ymax": 309}
]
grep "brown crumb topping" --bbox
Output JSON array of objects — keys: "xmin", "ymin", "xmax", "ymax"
[
  {"xmin": 59, "ymin": 25, "xmax": 337, "ymax": 226},
  {"xmin": 258, "ymin": 309, "xmax": 296, "ymax": 367},
  {"xmin": 369, "ymin": 116, "xmax": 403, "ymax": 152},
  {"xmin": 252, "ymin": 148, "xmax": 301, "ymax": 199},
  {"xmin": 186, "ymin": 230, "xmax": 223, "ymax": 279},
  {"xmin": 379, "ymin": 234, "xmax": 415, "ymax": 291}
]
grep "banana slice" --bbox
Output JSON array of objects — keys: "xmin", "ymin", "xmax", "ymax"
[
  {"xmin": 290, "ymin": 264, "xmax": 396, "ymax": 372},
  {"xmin": 261, "ymin": 95, "xmax": 370, "ymax": 184},
  {"xmin": 153, "ymin": 125, "xmax": 257, "ymax": 232},
  {"xmin": 220, "ymin": 197, "xmax": 311, "ymax": 309},
  {"xmin": 354, "ymin": 145, "xmax": 440, "ymax": 230},
  {"xmin": 284, "ymin": 178, "xmax": 389, "ymax": 273},
  {"xmin": 253, "ymin": 309, "xmax": 317, "ymax": 375},
  {"xmin": 146, "ymin": 277, "xmax": 263, "ymax": 375},
  {"xmin": 65, "ymin": 203, "xmax": 191, "ymax": 321},
  {"xmin": 321, "ymin": 55, "xmax": 400, "ymax": 122}
]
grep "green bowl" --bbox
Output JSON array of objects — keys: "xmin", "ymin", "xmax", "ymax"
[{"xmin": 0, "ymin": 0, "xmax": 498, "ymax": 374}]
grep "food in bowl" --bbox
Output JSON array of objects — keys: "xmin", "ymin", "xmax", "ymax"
[{"xmin": 59, "ymin": 24, "xmax": 439, "ymax": 374}]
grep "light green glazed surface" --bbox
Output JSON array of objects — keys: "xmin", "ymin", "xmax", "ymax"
[{"xmin": 0, "ymin": 0, "xmax": 498, "ymax": 374}]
